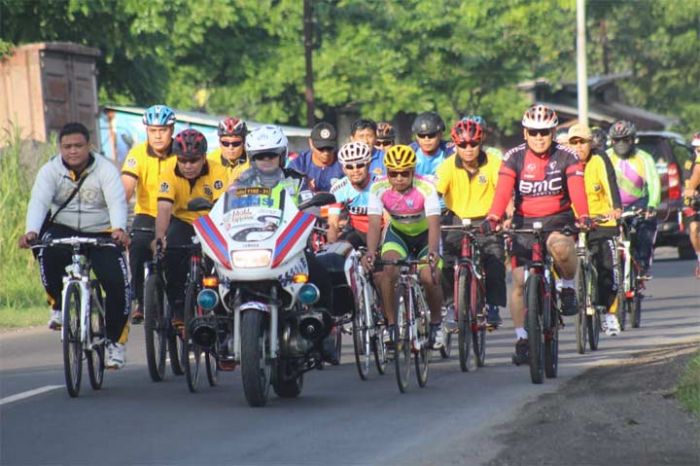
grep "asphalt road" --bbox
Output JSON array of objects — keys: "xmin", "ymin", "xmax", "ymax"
[{"xmin": 2, "ymin": 250, "xmax": 698, "ymax": 466}]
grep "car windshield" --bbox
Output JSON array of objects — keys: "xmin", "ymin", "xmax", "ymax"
[{"xmin": 221, "ymin": 186, "xmax": 286, "ymax": 242}]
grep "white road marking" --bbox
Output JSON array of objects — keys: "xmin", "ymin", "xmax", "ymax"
[{"xmin": 0, "ymin": 385, "xmax": 62, "ymax": 406}]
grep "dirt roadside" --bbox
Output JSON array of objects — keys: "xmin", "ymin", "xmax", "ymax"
[{"xmin": 487, "ymin": 342, "xmax": 700, "ymax": 466}]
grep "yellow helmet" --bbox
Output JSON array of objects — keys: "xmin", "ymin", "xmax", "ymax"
[{"xmin": 384, "ymin": 144, "xmax": 417, "ymax": 170}]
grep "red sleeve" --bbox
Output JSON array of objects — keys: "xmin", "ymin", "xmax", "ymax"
[
  {"xmin": 566, "ymin": 166, "xmax": 589, "ymax": 218},
  {"xmin": 489, "ymin": 168, "xmax": 516, "ymax": 219}
]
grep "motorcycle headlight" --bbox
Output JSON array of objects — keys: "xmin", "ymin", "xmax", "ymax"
[{"xmin": 231, "ymin": 249, "xmax": 272, "ymax": 268}]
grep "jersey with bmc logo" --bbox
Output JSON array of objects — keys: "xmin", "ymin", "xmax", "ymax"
[
  {"xmin": 328, "ymin": 176, "xmax": 377, "ymax": 233},
  {"xmin": 367, "ymin": 175, "xmax": 441, "ymax": 236},
  {"xmin": 500, "ymin": 143, "xmax": 584, "ymax": 217}
]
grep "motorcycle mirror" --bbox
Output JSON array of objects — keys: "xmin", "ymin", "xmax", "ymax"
[
  {"xmin": 187, "ymin": 197, "xmax": 214, "ymax": 212},
  {"xmin": 299, "ymin": 192, "xmax": 336, "ymax": 210}
]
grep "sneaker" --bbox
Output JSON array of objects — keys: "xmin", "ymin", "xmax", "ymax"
[
  {"xmin": 511, "ymin": 338, "xmax": 529, "ymax": 366},
  {"xmin": 131, "ymin": 306, "xmax": 144, "ymax": 325},
  {"xmin": 559, "ymin": 287, "xmax": 578, "ymax": 316},
  {"xmin": 385, "ymin": 324, "xmax": 398, "ymax": 350},
  {"xmin": 106, "ymin": 342, "xmax": 126, "ymax": 369},
  {"xmin": 428, "ymin": 323, "xmax": 444, "ymax": 350},
  {"xmin": 605, "ymin": 314, "xmax": 620, "ymax": 337},
  {"xmin": 48, "ymin": 309, "xmax": 62, "ymax": 330},
  {"xmin": 487, "ymin": 305, "xmax": 502, "ymax": 328}
]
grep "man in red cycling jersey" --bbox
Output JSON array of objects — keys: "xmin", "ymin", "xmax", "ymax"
[{"xmin": 484, "ymin": 105, "xmax": 591, "ymax": 365}]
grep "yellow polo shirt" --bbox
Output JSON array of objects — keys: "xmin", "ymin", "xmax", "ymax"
[
  {"xmin": 121, "ymin": 142, "xmax": 174, "ymax": 217},
  {"xmin": 584, "ymin": 154, "xmax": 616, "ymax": 227},
  {"xmin": 207, "ymin": 148, "xmax": 249, "ymax": 187},
  {"xmin": 435, "ymin": 152, "xmax": 501, "ymax": 219},
  {"xmin": 158, "ymin": 158, "xmax": 228, "ymax": 224}
]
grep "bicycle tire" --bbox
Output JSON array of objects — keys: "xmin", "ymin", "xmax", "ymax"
[
  {"xmin": 471, "ymin": 273, "xmax": 486, "ymax": 368},
  {"xmin": 205, "ymin": 350, "xmax": 218, "ymax": 387},
  {"xmin": 395, "ymin": 284, "xmax": 411, "ymax": 393},
  {"xmin": 544, "ymin": 284, "xmax": 559, "ymax": 379},
  {"xmin": 632, "ymin": 293, "xmax": 642, "ymax": 328},
  {"xmin": 457, "ymin": 268, "xmax": 474, "ymax": 372},
  {"xmin": 87, "ymin": 281, "xmax": 105, "ymax": 390},
  {"xmin": 62, "ymin": 282, "xmax": 83, "ymax": 397},
  {"xmin": 144, "ymin": 274, "xmax": 167, "ymax": 382},
  {"xmin": 182, "ymin": 281, "xmax": 202, "ymax": 393},
  {"xmin": 352, "ymin": 284, "xmax": 371, "ymax": 380},
  {"xmin": 587, "ymin": 266, "xmax": 601, "ymax": 350},
  {"xmin": 414, "ymin": 287, "xmax": 430, "ymax": 388},
  {"xmin": 575, "ymin": 260, "xmax": 587, "ymax": 355},
  {"xmin": 525, "ymin": 274, "xmax": 544, "ymax": 384}
]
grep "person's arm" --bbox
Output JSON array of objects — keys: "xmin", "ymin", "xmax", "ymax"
[
  {"xmin": 427, "ymin": 215, "xmax": 441, "ymax": 256},
  {"xmin": 121, "ymin": 174, "xmax": 137, "ymax": 202},
  {"xmin": 488, "ymin": 170, "xmax": 516, "ymax": 220},
  {"xmin": 642, "ymin": 151, "xmax": 661, "ymax": 209},
  {"xmin": 685, "ymin": 163, "xmax": 700, "ymax": 198},
  {"xmin": 19, "ymin": 162, "xmax": 55, "ymax": 248},
  {"xmin": 566, "ymin": 164, "xmax": 590, "ymax": 219},
  {"xmin": 120, "ymin": 148, "xmax": 141, "ymax": 201},
  {"xmin": 327, "ymin": 211, "xmax": 341, "ymax": 243},
  {"xmin": 155, "ymin": 200, "xmax": 173, "ymax": 246},
  {"xmin": 365, "ymin": 188, "xmax": 384, "ymax": 262},
  {"xmin": 597, "ymin": 153, "xmax": 623, "ymax": 210},
  {"xmin": 101, "ymin": 160, "xmax": 129, "ymax": 246}
]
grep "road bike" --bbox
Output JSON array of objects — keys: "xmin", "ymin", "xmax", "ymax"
[
  {"xmin": 574, "ymin": 222, "xmax": 606, "ymax": 354},
  {"xmin": 32, "ymin": 237, "xmax": 118, "ymax": 397},
  {"xmin": 616, "ymin": 210, "xmax": 647, "ymax": 330}
]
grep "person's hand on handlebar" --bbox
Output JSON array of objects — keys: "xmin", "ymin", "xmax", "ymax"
[
  {"xmin": 111, "ymin": 228, "xmax": 130, "ymax": 248},
  {"xmin": 480, "ymin": 215, "xmax": 501, "ymax": 235},
  {"xmin": 151, "ymin": 237, "xmax": 167, "ymax": 256},
  {"xmin": 18, "ymin": 231, "xmax": 38, "ymax": 249},
  {"xmin": 576, "ymin": 215, "xmax": 595, "ymax": 231},
  {"xmin": 361, "ymin": 250, "xmax": 376, "ymax": 272},
  {"xmin": 644, "ymin": 207, "xmax": 656, "ymax": 220}
]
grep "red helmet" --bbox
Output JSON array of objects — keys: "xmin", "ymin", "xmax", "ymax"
[
  {"xmin": 217, "ymin": 117, "xmax": 247, "ymax": 138},
  {"xmin": 451, "ymin": 119, "xmax": 483, "ymax": 144},
  {"xmin": 173, "ymin": 129, "xmax": 208, "ymax": 159}
]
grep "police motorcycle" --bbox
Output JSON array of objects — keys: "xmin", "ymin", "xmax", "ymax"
[{"xmin": 188, "ymin": 187, "xmax": 337, "ymax": 407}]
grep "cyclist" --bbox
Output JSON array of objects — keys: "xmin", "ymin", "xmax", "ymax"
[
  {"xmin": 375, "ymin": 121, "xmax": 396, "ymax": 152},
  {"xmin": 287, "ymin": 121, "xmax": 343, "ymax": 192},
  {"xmin": 121, "ymin": 104, "xmax": 176, "ymax": 324},
  {"xmin": 436, "ymin": 119, "xmax": 506, "ymax": 327},
  {"xmin": 19, "ymin": 122, "xmax": 131, "ymax": 369},
  {"xmin": 362, "ymin": 145, "xmax": 444, "ymax": 348},
  {"xmin": 349, "ymin": 118, "xmax": 386, "ymax": 177},
  {"xmin": 683, "ymin": 132, "xmax": 700, "ymax": 277},
  {"xmin": 154, "ymin": 129, "xmax": 228, "ymax": 327},
  {"xmin": 207, "ymin": 116, "xmax": 249, "ymax": 185},
  {"xmin": 327, "ymin": 142, "xmax": 377, "ymax": 249},
  {"xmin": 462, "ymin": 114, "xmax": 503, "ymax": 160},
  {"xmin": 410, "ymin": 111, "xmax": 454, "ymax": 178},
  {"xmin": 567, "ymin": 124, "xmax": 623, "ymax": 336},
  {"xmin": 606, "ymin": 120, "xmax": 660, "ymax": 279},
  {"xmin": 484, "ymin": 105, "xmax": 591, "ymax": 365}
]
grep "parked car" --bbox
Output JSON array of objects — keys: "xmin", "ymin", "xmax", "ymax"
[{"xmin": 636, "ymin": 131, "xmax": 695, "ymax": 259}]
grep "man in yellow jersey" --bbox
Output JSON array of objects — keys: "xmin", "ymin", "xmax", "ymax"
[
  {"xmin": 567, "ymin": 124, "xmax": 623, "ymax": 335},
  {"xmin": 436, "ymin": 119, "xmax": 505, "ymax": 327},
  {"xmin": 155, "ymin": 129, "xmax": 227, "ymax": 326},
  {"xmin": 207, "ymin": 116, "xmax": 249, "ymax": 186},
  {"xmin": 121, "ymin": 105, "xmax": 176, "ymax": 323}
]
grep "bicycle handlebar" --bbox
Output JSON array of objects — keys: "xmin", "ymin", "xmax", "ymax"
[{"xmin": 30, "ymin": 236, "xmax": 119, "ymax": 250}]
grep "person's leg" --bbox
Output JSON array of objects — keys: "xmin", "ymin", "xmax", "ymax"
[
  {"xmin": 129, "ymin": 214, "xmax": 155, "ymax": 321},
  {"xmin": 632, "ymin": 218, "xmax": 657, "ymax": 276},
  {"xmin": 478, "ymin": 233, "xmax": 507, "ymax": 326},
  {"xmin": 690, "ymin": 221, "xmax": 700, "ymax": 277},
  {"xmin": 547, "ymin": 231, "xmax": 578, "ymax": 315},
  {"xmin": 163, "ymin": 219, "xmax": 194, "ymax": 324},
  {"xmin": 37, "ymin": 226, "xmax": 73, "ymax": 329},
  {"xmin": 90, "ymin": 246, "xmax": 130, "ymax": 344}
]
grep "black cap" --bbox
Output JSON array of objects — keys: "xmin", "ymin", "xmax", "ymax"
[{"xmin": 310, "ymin": 122, "xmax": 337, "ymax": 150}]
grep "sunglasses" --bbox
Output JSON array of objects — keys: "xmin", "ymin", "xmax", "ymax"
[
  {"xmin": 456, "ymin": 140, "xmax": 481, "ymax": 149},
  {"xmin": 417, "ymin": 132, "xmax": 438, "ymax": 139},
  {"xmin": 387, "ymin": 170, "xmax": 412, "ymax": 178},
  {"xmin": 527, "ymin": 129, "xmax": 552, "ymax": 137},
  {"xmin": 569, "ymin": 138, "xmax": 590, "ymax": 145},
  {"xmin": 317, "ymin": 146, "xmax": 335, "ymax": 152},
  {"xmin": 375, "ymin": 140, "xmax": 393, "ymax": 147},
  {"xmin": 177, "ymin": 157, "xmax": 203, "ymax": 165},
  {"xmin": 344, "ymin": 163, "xmax": 367, "ymax": 170},
  {"xmin": 220, "ymin": 140, "xmax": 243, "ymax": 148},
  {"xmin": 612, "ymin": 136, "xmax": 633, "ymax": 143},
  {"xmin": 253, "ymin": 153, "xmax": 280, "ymax": 161}
]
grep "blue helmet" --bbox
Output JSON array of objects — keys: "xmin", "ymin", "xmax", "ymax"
[
  {"xmin": 142, "ymin": 105, "xmax": 176, "ymax": 126},
  {"xmin": 462, "ymin": 114, "xmax": 487, "ymax": 129}
]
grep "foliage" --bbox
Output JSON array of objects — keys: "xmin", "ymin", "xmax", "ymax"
[{"xmin": 677, "ymin": 350, "xmax": 700, "ymax": 419}]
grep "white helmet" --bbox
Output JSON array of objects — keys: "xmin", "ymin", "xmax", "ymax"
[
  {"xmin": 245, "ymin": 125, "xmax": 288, "ymax": 166},
  {"xmin": 522, "ymin": 105, "xmax": 558, "ymax": 130},
  {"xmin": 338, "ymin": 142, "xmax": 372, "ymax": 165}
]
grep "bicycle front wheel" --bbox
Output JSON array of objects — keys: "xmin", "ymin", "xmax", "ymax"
[
  {"xmin": 525, "ymin": 275, "xmax": 544, "ymax": 384},
  {"xmin": 62, "ymin": 282, "xmax": 83, "ymax": 397},
  {"xmin": 457, "ymin": 268, "xmax": 474, "ymax": 372},
  {"xmin": 575, "ymin": 261, "xmax": 587, "ymax": 355},
  {"xmin": 471, "ymin": 272, "xmax": 486, "ymax": 368},
  {"xmin": 352, "ymin": 285, "xmax": 372, "ymax": 380},
  {"xmin": 87, "ymin": 281, "xmax": 105, "ymax": 390},
  {"xmin": 144, "ymin": 274, "xmax": 167, "ymax": 381},
  {"xmin": 414, "ymin": 288, "xmax": 429, "ymax": 388},
  {"xmin": 182, "ymin": 282, "xmax": 202, "ymax": 393},
  {"xmin": 395, "ymin": 284, "xmax": 411, "ymax": 393}
]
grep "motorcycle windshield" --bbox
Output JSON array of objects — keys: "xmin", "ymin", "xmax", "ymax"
[{"xmin": 221, "ymin": 186, "xmax": 287, "ymax": 242}]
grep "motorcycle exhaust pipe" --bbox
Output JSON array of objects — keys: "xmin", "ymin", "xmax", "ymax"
[
  {"xmin": 298, "ymin": 310, "xmax": 332, "ymax": 342},
  {"xmin": 189, "ymin": 317, "xmax": 218, "ymax": 348}
]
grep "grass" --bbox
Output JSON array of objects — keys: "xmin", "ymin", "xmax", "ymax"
[
  {"xmin": 677, "ymin": 350, "xmax": 700, "ymax": 418},
  {"xmin": 0, "ymin": 128, "xmax": 54, "ymax": 329}
]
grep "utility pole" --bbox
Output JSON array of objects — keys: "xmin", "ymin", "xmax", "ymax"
[
  {"xmin": 303, "ymin": 0, "xmax": 315, "ymax": 127},
  {"xmin": 576, "ymin": 0, "xmax": 589, "ymax": 126}
]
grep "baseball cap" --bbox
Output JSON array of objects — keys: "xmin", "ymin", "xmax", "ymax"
[
  {"xmin": 311, "ymin": 122, "xmax": 337, "ymax": 150},
  {"xmin": 568, "ymin": 123, "xmax": 592, "ymax": 141}
]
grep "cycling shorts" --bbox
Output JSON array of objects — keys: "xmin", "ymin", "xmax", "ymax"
[
  {"xmin": 510, "ymin": 212, "xmax": 574, "ymax": 268},
  {"xmin": 381, "ymin": 225, "xmax": 443, "ymax": 270}
]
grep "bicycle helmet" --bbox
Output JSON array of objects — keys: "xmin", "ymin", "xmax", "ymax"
[
  {"xmin": 384, "ymin": 145, "xmax": 417, "ymax": 170},
  {"xmin": 376, "ymin": 121, "xmax": 396, "ymax": 141},
  {"xmin": 591, "ymin": 127, "xmax": 608, "ymax": 151},
  {"xmin": 521, "ymin": 105, "xmax": 558, "ymax": 129},
  {"xmin": 608, "ymin": 120, "xmax": 637, "ymax": 139},
  {"xmin": 338, "ymin": 142, "xmax": 372, "ymax": 165},
  {"xmin": 217, "ymin": 117, "xmax": 247, "ymax": 138},
  {"xmin": 245, "ymin": 125, "xmax": 288, "ymax": 166},
  {"xmin": 451, "ymin": 119, "xmax": 483, "ymax": 144},
  {"xmin": 411, "ymin": 111, "xmax": 445, "ymax": 135},
  {"xmin": 173, "ymin": 129, "xmax": 207, "ymax": 158},
  {"xmin": 462, "ymin": 114, "xmax": 487, "ymax": 129},
  {"xmin": 142, "ymin": 105, "xmax": 176, "ymax": 126},
  {"xmin": 690, "ymin": 132, "xmax": 700, "ymax": 147}
]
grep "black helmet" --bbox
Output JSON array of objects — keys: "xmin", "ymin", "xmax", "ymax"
[
  {"xmin": 608, "ymin": 120, "xmax": 636, "ymax": 140},
  {"xmin": 411, "ymin": 111, "xmax": 445, "ymax": 135},
  {"xmin": 173, "ymin": 129, "xmax": 208, "ymax": 159},
  {"xmin": 591, "ymin": 127, "xmax": 607, "ymax": 151}
]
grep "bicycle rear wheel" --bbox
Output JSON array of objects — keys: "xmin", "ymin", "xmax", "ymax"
[
  {"xmin": 87, "ymin": 281, "xmax": 105, "ymax": 390},
  {"xmin": 457, "ymin": 268, "xmax": 474, "ymax": 372},
  {"xmin": 144, "ymin": 274, "xmax": 167, "ymax": 381},
  {"xmin": 182, "ymin": 281, "xmax": 202, "ymax": 393},
  {"xmin": 414, "ymin": 288, "xmax": 430, "ymax": 388},
  {"xmin": 352, "ymin": 285, "xmax": 371, "ymax": 380},
  {"xmin": 62, "ymin": 282, "xmax": 83, "ymax": 397},
  {"xmin": 631, "ymin": 285, "xmax": 642, "ymax": 328},
  {"xmin": 395, "ymin": 284, "xmax": 411, "ymax": 393},
  {"xmin": 575, "ymin": 261, "xmax": 587, "ymax": 355},
  {"xmin": 439, "ymin": 301, "xmax": 454, "ymax": 359},
  {"xmin": 372, "ymin": 323, "xmax": 388, "ymax": 375},
  {"xmin": 525, "ymin": 275, "xmax": 544, "ymax": 384},
  {"xmin": 471, "ymin": 270, "xmax": 486, "ymax": 368}
]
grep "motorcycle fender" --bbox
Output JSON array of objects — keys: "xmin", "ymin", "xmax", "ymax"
[{"xmin": 238, "ymin": 301, "xmax": 269, "ymax": 313}]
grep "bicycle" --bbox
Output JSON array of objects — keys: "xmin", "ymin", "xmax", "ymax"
[
  {"xmin": 377, "ymin": 258, "xmax": 434, "ymax": 393},
  {"xmin": 347, "ymin": 247, "xmax": 387, "ymax": 380},
  {"xmin": 616, "ymin": 209, "xmax": 647, "ymax": 330},
  {"xmin": 143, "ymin": 240, "xmax": 184, "ymax": 381},
  {"xmin": 441, "ymin": 219, "xmax": 489, "ymax": 372},
  {"xmin": 31, "ymin": 237, "xmax": 118, "ymax": 397}
]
